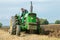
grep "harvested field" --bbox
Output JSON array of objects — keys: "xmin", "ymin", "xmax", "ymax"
[
  {"xmin": 0, "ymin": 24, "xmax": 60, "ymax": 40},
  {"xmin": 0, "ymin": 28, "xmax": 60, "ymax": 40},
  {"xmin": 40, "ymin": 24, "xmax": 60, "ymax": 38},
  {"xmin": 0, "ymin": 27, "xmax": 9, "ymax": 32}
]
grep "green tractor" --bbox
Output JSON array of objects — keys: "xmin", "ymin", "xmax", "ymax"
[{"xmin": 9, "ymin": 1, "xmax": 40, "ymax": 36}]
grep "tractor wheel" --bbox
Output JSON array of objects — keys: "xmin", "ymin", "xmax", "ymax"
[
  {"xmin": 16, "ymin": 25, "xmax": 21, "ymax": 36},
  {"xmin": 9, "ymin": 16, "xmax": 16, "ymax": 35},
  {"xmin": 36, "ymin": 24, "xmax": 40, "ymax": 34},
  {"xmin": 36, "ymin": 17, "xmax": 40, "ymax": 34}
]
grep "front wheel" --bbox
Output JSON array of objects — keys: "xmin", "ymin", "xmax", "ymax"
[{"xmin": 16, "ymin": 25, "xmax": 21, "ymax": 36}]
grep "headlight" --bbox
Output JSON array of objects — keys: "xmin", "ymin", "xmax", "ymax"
[{"xmin": 31, "ymin": 17, "xmax": 33, "ymax": 19}]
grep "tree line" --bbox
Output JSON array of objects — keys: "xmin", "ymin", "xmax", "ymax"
[{"xmin": 40, "ymin": 18, "xmax": 60, "ymax": 25}]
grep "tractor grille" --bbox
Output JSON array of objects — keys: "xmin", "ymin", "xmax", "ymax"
[{"xmin": 28, "ymin": 23, "xmax": 37, "ymax": 30}]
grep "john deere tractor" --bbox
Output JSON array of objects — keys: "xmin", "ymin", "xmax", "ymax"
[{"xmin": 9, "ymin": 1, "xmax": 40, "ymax": 36}]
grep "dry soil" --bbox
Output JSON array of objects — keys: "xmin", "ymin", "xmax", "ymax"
[{"xmin": 0, "ymin": 29, "xmax": 60, "ymax": 40}]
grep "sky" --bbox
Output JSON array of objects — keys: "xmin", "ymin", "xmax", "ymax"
[{"xmin": 0, "ymin": 0, "xmax": 60, "ymax": 26}]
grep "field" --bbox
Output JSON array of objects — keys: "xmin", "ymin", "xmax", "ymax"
[
  {"xmin": 40, "ymin": 24, "xmax": 60, "ymax": 37},
  {"xmin": 0, "ymin": 24, "xmax": 60, "ymax": 40}
]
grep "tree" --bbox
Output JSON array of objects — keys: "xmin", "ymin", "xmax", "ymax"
[
  {"xmin": 55, "ymin": 20, "xmax": 60, "ymax": 24},
  {"xmin": 0, "ymin": 22, "xmax": 2, "ymax": 28},
  {"xmin": 40, "ymin": 18, "xmax": 49, "ymax": 25}
]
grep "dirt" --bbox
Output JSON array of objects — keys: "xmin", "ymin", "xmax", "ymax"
[{"xmin": 0, "ymin": 28, "xmax": 60, "ymax": 40}]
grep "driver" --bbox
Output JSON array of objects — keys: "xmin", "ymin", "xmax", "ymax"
[{"xmin": 21, "ymin": 8, "xmax": 28, "ymax": 17}]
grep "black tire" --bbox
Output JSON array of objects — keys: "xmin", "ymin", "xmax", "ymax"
[
  {"xmin": 36, "ymin": 17, "xmax": 40, "ymax": 34},
  {"xmin": 16, "ymin": 25, "xmax": 20, "ymax": 36},
  {"xmin": 10, "ymin": 27, "xmax": 16, "ymax": 35},
  {"xmin": 37, "ymin": 24, "xmax": 40, "ymax": 34},
  {"xmin": 9, "ymin": 16, "xmax": 16, "ymax": 35}
]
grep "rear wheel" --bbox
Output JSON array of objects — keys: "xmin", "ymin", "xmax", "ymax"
[
  {"xmin": 9, "ymin": 16, "xmax": 16, "ymax": 35},
  {"xmin": 36, "ymin": 17, "xmax": 40, "ymax": 34},
  {"xmin": 16, "ymin": 25, "xmax": 21, "ymax": 36}
]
